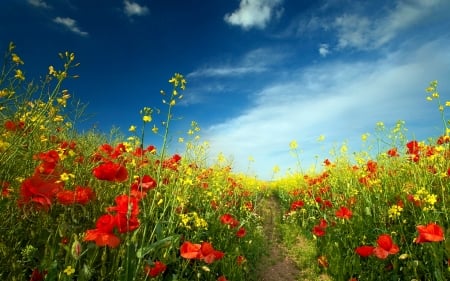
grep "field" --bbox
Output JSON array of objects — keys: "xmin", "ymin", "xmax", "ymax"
[{"xmin": 1, "ymin": 42, "xmax": 449, "ymax": 281}]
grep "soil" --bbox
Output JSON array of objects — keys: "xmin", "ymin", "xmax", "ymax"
[
  {"xmin": 255, "ymin": 196, "xmax": 301, "ymax": 281},
  {"xmin": 256, "ymin": 196, "xmax": 332, "ymax": 281}
]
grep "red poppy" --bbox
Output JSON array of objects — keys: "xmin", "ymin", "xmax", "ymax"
[
  {"xmin": 366, "ymin": 160, "xmax": 377, "ymax": 173},
  {"xmin": 335, "ymin": 206, "xmax": 353, "ymax": 219},
  {"xmin": 415, "ymin": 223, "xmax": 445, "ymax": 243},
  {"xmin": 144, "ymin": 261, "xmax": 167, "ymax": 278},
  {"xmin": 290, "ymin": 200, "xmax": 304, "ymax": 211},
  {"xmin": 387, "ymin": 147, "xmax": 399, "ymax": 157},
  {"xmin": 312, "ymin": 225, "xmax": 326, "ymax": 237},
  {"xmin": 217, "ymin": 276, "xmax": 228, "ymax": 281},
  {"xmin": 130, "ymin": 175, "xmax": 157, "ymax": 192},
  {"xmin": 355, "ymin": 245, "xmax": 374, "ymax": 257},
  {"xmin": 107, "ymin": 195, "xmax": 140, "ymax": 216},
  {"xmin": 199, "ymin": 242, "xmax": 224, "ymax": 264},
  {"xmin": 220, "ymin": 213, "xmax": 239, "ymax": 228},
  {"xmin": 92, "ymin": 161, "xmax": 128, "ymax": 182},
  {"xmin": 180, "ymin": 241, "xmax": 202, "ymax": 259},
  {"xmin": 115, "ymin": 214, "xmax": 140, "ymax": 233},
  {"xmin": 373, "ymin": 234, "xmax": 399, "ymax": 259},
  {"xmin": 236, "ymin": 227, "xmax": 246, "ymax": 238},
  {"xmin": 56, "ymin": 186, "xmax": 94, "ymax": 205},
  {"xmin": 84, "ymin": 228, "xmax": 120, "ymax": 248},
  {"xmin": 30, "ymin": 268, "xmax": 47, "ymax": 281},
  {"xmin": 19, "ymin": 174, "xmax": 63, "ymax": 210}
]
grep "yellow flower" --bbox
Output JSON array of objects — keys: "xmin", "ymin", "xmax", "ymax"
[
  {"xmin": 152, "ymin": 125, "xmax": 159, "ymax": 134},
  {"xmin": 63, "ymin": 265, "xmax": 75, "ymax": 276},
  {"xmin": 289, "ymin": 140, "xmax": 298, "ymax": 149},
  {"xmin": 142, "ymin": 115, "xmax": 152, "ymax": 123},
  {"xmin": 129, "ymin": 125, "xmax": 137, "ymax": 132},
  {"xmin": 49, "ymin": 65, "xmax": 56, "ymax": 75},
  {"xmin": 11, "ymin": 53, "xmax": 24, "ymax": 65},
  {"xmin": 178, "ymin": 137, "xmax": 184, "ymax": 143},
  {"xmin": 14, "ymin": 69, "xmax": 25, "ymax": 80}
]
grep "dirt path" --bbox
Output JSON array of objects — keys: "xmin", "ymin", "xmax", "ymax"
[{"xmin": 255, "ymin": 196, "xmax": 300, "ymax": 281}]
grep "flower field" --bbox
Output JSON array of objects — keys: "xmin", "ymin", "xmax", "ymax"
[{"xmin": 1, "ymin": 42, "xmax": 449, "ymax": 281}]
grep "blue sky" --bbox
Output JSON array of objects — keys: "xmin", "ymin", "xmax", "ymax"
[{"xmin": 1, "ymin": 0, "xmax": 450, "ymax": 179}]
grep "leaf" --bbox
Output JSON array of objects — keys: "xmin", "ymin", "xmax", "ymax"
[{"xmin": 136, "ymin": 235, "xmax": 180, "ymax": 258}]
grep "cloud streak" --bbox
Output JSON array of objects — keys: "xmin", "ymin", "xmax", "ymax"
[
  {"xmin": 27, "ymin": 0, "xmax": 50, "ymax": 9},
  {"xmin": 53, "ymin": 17, "xmax": 88, "ymax": 37}
]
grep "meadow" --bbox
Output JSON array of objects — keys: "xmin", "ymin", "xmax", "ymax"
[{"xmin": 1, "ymin": 42, "xmax": 449, "ymax": 281}]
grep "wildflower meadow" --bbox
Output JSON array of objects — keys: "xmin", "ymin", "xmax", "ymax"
[{"xmin": 1, "ymin": 42, "xmax": 449, "ymax": 281}]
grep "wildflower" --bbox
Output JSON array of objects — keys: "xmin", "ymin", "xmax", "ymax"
[
  {"xmin": 387, "ymin": 147, "xmax": 399, "ymax": 157},
  {"xmin": 144, "ymin": 261, "xmax": 167, "ymax": 278},
  {"xmin": 128, "ymin": 125, "xmax": 136, "ymax": 132},
  {"xmin": 56, "ymin": 186, "xmax": 95, "ymax": 205},
  {"xmin": 92, "ymin": 161, "xmax": 128, "ymax": 182},
  {"xmin": 220, "ymin": 213, "xmax": 239, "ymax": 228},
  {"xmin": 236, "ymin": 227, "xmax": 247, "ymax": 238},
  {"xmin": 199, "ymin": 242, "xmax": 225, "ymax": 264},
  {"xmin": 373, "ymin": 234, "xmax": 399, "ymax": 259},
  {"xmin": 11, "ymin": 53, "xmax": 24, "ymax": 64},
  {"xmin": 289, "ymin": 140, "xmax": 298, "ymax": 149},
  {"xmin": 217, "ymin": 276, "xmax": 228, "ymax": 281},
  {"xmin": 180, "ymin": 241, "xmax": 201, "ymax": 259},
  {"xmin": 84, "ymin": 214, "xmax": 121, "ymax": 248},
  {"xmin": 414, "ymin": 223, "xmax": 445, "ymax": 243},
  {"xmin": 14, "ymin": 69, "xmax": 25, "ymax": 80},
  {"xmin": 179, "ymin": 241, "xmax": 224, "ymax": 264},
  {"xmin": 388, "ymin": 204, "xmax": 403, "ymax": 219},
  {"xmin": 30, "ymin": 268, "xmax": 47, "ymax": 281},
  {"xmin": 335, "ymin": 206, "xmax": 353, "ymax": 220},
  {"xmin": 355, "ymin": 245, "xmax": 374, "ymax": 257},
  {"xmin": 63, "ymin": 266, "xmax": 75, "ymax": 276},
  {"xmin": 290, "ymin": 200, "xmax": 304, "ymax": 211},
  {"xmin": 142, "ymin": 115, "xmax": 152, "ymax": 122}
]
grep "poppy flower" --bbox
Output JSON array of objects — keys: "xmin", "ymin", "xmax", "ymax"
[
  {"xmin": 92, "ymin": 161, "xmax": 128, "ymax": 182},
  {"xmin": 217, "ymin": 276, "xmax": 228, "ymax": 281},
  {"xmin": 290, "ymin": 200, "xmax": 304, "ymax": 211},
  {"xmin": 355, "ymin": 245, "xmax": 375, "ymax": 257},
  {"xmin": 180, "ymin": 241, "xmax": 202, "ymax": 259},
  {"xmin": 199, "ymin": 242, "xmax": 224, "ymax": 264},
  {"xmin": 312, "ymin": 225, "xmax": 326, "ymax": 237},
  {"xmin": 107, "ymin": 195, "xmax": 140, "ymax": 216},
  {"xmin": 414, "ymin": 223, "xmax": 445, "ymax": 243},
  {"xmin": 56, "ymin": 186, "xmax": 94, "ymax": 205},
  {"xmin": 84, "ymin": 228, "xmax": 120, "ymax": 248},
  {"xmin": 373, "ymin": 234, "xmax": 399, "ymax": 259},
  {"xmin": 144, "ymin": 261, "xmax": 167, "ymax": 278},
  {"xmin": 30, "ymin": 268, "xmax": 47, "ymax": 281},
  {"xmin": 19, "ymin": 174, "xmax": 63, "ymax": 210},
  {"xmin": 220, "ymin": 213, "xmax": 239, "ymax": 228},
  {"xmin": 335, "ymin": 206, "xmax": 353, "ymax": 219},
  {"xmin": 236, "ymin": 227, "xmax": 246, "ymax": 238},
  {"xmin": 387, "ymin": 147, "xmax": 399, "ymax": 157}
]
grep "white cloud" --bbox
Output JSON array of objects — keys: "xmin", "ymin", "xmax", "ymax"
[
  {"xmin": 124, "ymin": 0, "xmax": 149, "ymax": 17},
  {"xmin": 201, "ymin": 39, "xmax": 450, "ymax": 179},
  {"xmin": 224, "ymin": 0, "xmax": 283, "ymax": 30},
  {"xmin": 332, "ymin": 0, "xmax": 450, "ymax": 50},
  {"xmin": 188, "ymin": 47, "xmax": 287, "ymax": 78},
  {"xmin": 318, "ymin": 43, "xmax": 330, "ymax": 57},
  {"xmin": 28, "ymin": 0, "xmax": 50, "ymax": 9},
  {"xmin": 53, "ymin": 17, "xmax": 88, "ymax": 37}
]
